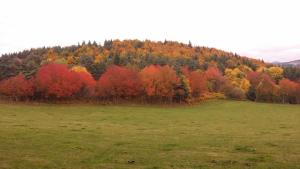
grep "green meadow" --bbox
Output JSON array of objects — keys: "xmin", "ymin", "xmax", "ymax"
[{"xmin": 0, "ymin": 100, "xmax": 299, "ymax": 169}]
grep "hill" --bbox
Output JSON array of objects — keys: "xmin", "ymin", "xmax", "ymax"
[
  {"xmin": 275, "ymin": 59, "xmax": 300, "ymax": 67},
  {"xmin": 0, "ymin": 39, "xmax": 264, "ymax": 80},
  {"xmin": 1, "ymin": 39, "xmax": 300, "ymax": 104}
]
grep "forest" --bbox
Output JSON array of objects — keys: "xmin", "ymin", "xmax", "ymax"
[{"xmin": 1, "ymin": 39, "xmax": 300, "ymax": 104}]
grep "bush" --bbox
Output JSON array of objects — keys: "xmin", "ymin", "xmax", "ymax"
[
  {"xmin": 35, "ymin": 64, "xmax": 83, "ymax": 99},
  {"xmin": 224, "ymin": 85, "xmax": 246, "ymax": 100},
  {"xmin": 0, "ymin": 74, "xmax": 33, "ymax": 100},
  {"xmin": 255, "ymin": 74, "xmax": 280, "ymax": 102},
  {"xmin": 96, "ymin": 65, "xmax": 142, "ymax": 99}
]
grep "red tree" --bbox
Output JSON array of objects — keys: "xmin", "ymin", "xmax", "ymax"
[
  {"xmin": 0, "ymin": 74, "xmax": 33, "ymax": 100},
  {"xmin": 35, "ymin": 64, "xmax": 82, "ymax": 99},
  {"xmin": 140, "ymin": 65, "xmax": 178, "ymax": 100},
  {"xmin": 246, "ymin": 71, "xmax": 263, "ymax": 100},
  {"xmin": 139, "ymin": 65, "xmax": 160, "ymax": 96},
  {"xmin": 96, "ymin": 65, "xmax": 142, "ymax": 99},
  {"xmin": 246, "ymin": 71, "xmax": 262, "ymax": 88},
  {"xmin": 255, "ymin": 74, "xmax": 279, "ymax": 102},
  {"xmin": 205, "ymin": 67, "xmax": 224, "ymax": 92},
  {"xmin": 72, "ymin": 71, "xmax": 96, "ymax": 98},
  {"xmin": 297, "ymin": 83, "xmax": 300, "ymax": 103},
  {"xmin": 183, "ymin": 68, "xmax": 207, "ymax": 97},
  {"xmin": 279, "ymin": 78, "xmax": 299, "ymax": 103}
]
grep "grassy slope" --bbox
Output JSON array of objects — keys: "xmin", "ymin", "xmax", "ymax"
[{"xmin": 0, "ymin": 100, "xmax": 299, "ymax": 169}]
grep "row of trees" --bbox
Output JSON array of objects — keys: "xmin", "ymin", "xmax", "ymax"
[
  {"xmin": 2, "ymin": 39, "xmax": 300, "ymax": 89},
  {"xmin": 1, "ymin": 63, "xmax": 300, "ymax": 104},
  {"xmin": 0, "ymin": 63, "xmax": 220, "ymax": 102}
]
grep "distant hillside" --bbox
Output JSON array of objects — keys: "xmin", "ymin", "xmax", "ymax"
[
  {"xmin": 283, "ymin": 59, "xmax": 300, "ymax": 66},
  {"xmin": 275, "ymin": 60, "xmax": 300, "ymax": 67},
  {"xmin": 0, "ymin": 39, "xmax": 265, "ymax": 80}
]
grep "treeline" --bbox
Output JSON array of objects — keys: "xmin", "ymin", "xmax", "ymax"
[
  {"xmin": 1, "ymin": 39, "xmax": 300, "ymax": 104},
  {"xmin": 0, "ymin": 39, "xmax": 264, "ymax": 81},
  {"xmin": 1, "ymin": 63, "xmax": 300, "ymax": 104},
  {"xmin": 2, "ymin": 39, "xmax": 299, "ymax": 81}
]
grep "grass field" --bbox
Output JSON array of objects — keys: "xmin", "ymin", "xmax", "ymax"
[{"xmin": 0, "ymin": 100, "xmax": 300, "ymax": 169}]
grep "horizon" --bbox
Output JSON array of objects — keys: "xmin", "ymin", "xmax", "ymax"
[{"xmin": 1, "ymin": 0, "xmax": 300, "ymax": 62}]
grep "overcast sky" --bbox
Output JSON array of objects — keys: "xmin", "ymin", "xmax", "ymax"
[{"xmin": 1, "ymin": 0, "xmax": 300, "ymax": 62}]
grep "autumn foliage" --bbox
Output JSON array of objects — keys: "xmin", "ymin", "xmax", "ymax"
[
  {"xmin": 183, "ymin": 69, "xmax": 207, "ymax": 97},
  {"xmin": 70, "ymin": 66, "xmax": 96, "ymax": 98},
  {"xmin": 96, "ymin": 65, "xmax": 142, "ymax": 99},
  {"xmin": 279, "ymin": 78, "xmax": 300, "ymax": 103},
  {"xmin": 255, "ymin": 74, "xmax": 280, "ymax": 102},
  {"xmin": 34, "ymin": 64, "xmax": 96, "ymax": 99},
  {"xmin": 1, "ymin": 40, "xmax": 300, "ymax": 104},
  {"xmin": 139, "ymin": 65, "xmax": 179, "ymax": 101},
  {"xmin": 0, "ymin": 74, "xmax": 33, "ymax": 100},
  {"xmin": 204, "ymin": 67, "xmax": 224, "ymax": 92}
]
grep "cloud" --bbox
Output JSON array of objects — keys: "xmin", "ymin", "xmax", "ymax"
[{"xmin": 0, "ymin": 0, "xmax": 300, "ymax": 62}]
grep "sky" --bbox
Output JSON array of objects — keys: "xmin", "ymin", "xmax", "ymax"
[{"xmin": 0, "ymin": 0, "xmax": 300, "ymax": 62}]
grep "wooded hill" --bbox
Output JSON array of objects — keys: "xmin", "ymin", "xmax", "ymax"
[
  {"xmin": 0, "ymin": 39, "xmax": 264, "ymax": 80},
  {"xmin": 1, "ymin": 39, "xmax": 300, "ymax": 103}
]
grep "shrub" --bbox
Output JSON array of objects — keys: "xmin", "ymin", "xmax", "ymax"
[
  {"xmin": 35, "ymin": 64, "xmax": 83, "ymax": 99},
  {"xmin": 255, "ymin": 74, "xmax": 280, "ymax": 102},
  {"xmin": 140, "ymin": 65, "xmax": 178, "ymax": 101},
  {"xmin": 224, "ymin": 84, "xmax": 246, "ymax": 100},
  {"xmin": 0, "ymin": 74, "xmax": 33, "ymax": 100},
  {"xmin": 279, "ymin": 78, "xmax": 299, "ymax": 104},
  {"xmin": 96, "ymin": 65, "xmax": 142, "ymax": 99}
]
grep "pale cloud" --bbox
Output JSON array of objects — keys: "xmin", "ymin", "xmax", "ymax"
[{"xmin": 0, "ymin": 0, "xmax": 300, "ymax": 62}]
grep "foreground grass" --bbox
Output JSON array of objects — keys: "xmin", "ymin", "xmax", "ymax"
[{"xmin": 0, "ymin": 100, "xmax": 300, "ymax": 169}]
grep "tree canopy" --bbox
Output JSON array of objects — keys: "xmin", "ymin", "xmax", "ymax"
[{"xmin": 1, "ymin": 39, "xmax": 300, "ymax": 104}]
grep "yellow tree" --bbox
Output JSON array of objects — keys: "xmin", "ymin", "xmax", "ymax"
[
  {"xmin": 225, "ymin": 68, "xmax": 250, "ymax": 93},
  {"xmin": 240, "ymin": 78, "xmax": 251, "ymax": 92},
  {"xmin": 238, "ymin": 65, "xmax": 252, "ymax": 73},
  {"xmin": 44, "ymin": 49, "xmax": 57, "ymax": 62},
  {"xmin": 71, "ymin": 66, "xmax": 89, "ymax": 73},
  {"xmin": 256, "ymin": 66, "xmax": 267, "ymax": 73},
  {"xmin": 267, "ymin": 66, "xmax": 283, "ymax": 83},
  {"xmin": 67, "ymin": 55, "xmax": 75, "ymax": 65}
]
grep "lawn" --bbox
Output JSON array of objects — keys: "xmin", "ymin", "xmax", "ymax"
[{"xmin": 0, "ymin": 100, "xmax": 300, "ymax": 169}]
